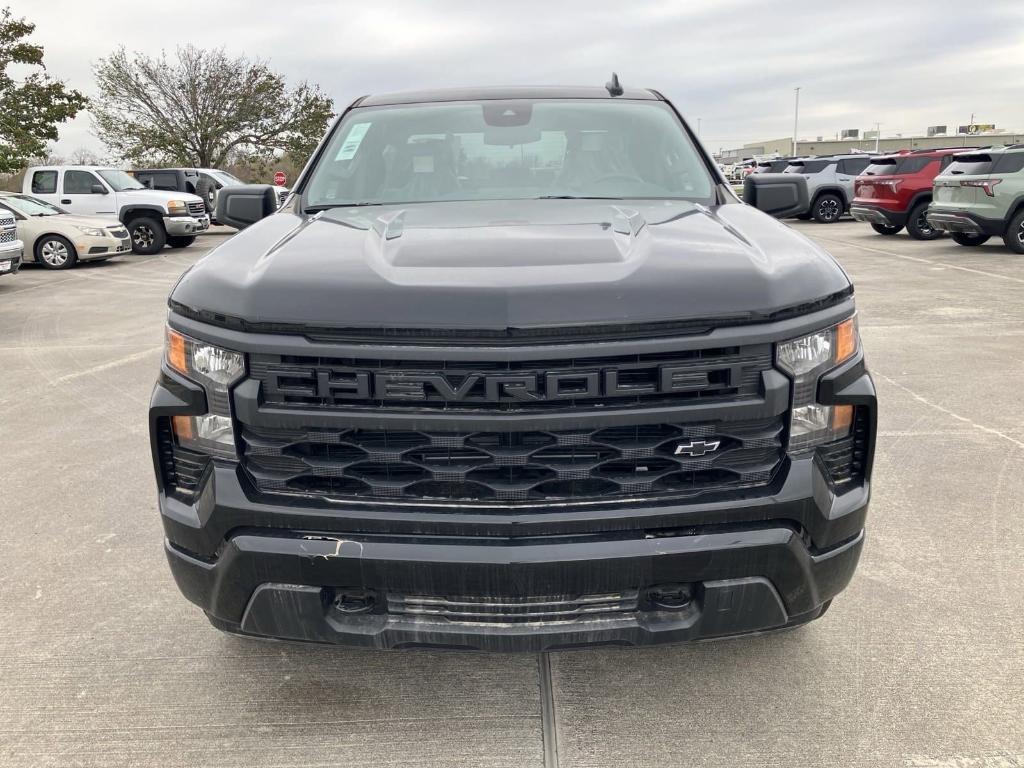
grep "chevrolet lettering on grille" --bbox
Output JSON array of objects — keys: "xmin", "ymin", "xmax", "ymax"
[{"xmin": 263, "ymin": 364, "xmax": 750, "ymax": 404}]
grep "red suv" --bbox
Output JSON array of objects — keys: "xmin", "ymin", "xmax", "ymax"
[{"xmin": 851, "ymin": 147, "xmax": 979, "ymax": 239}]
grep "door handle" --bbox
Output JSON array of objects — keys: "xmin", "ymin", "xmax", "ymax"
[{"xmin": 61, "ymin": 199, "xmax": 72, "ymax": 204}]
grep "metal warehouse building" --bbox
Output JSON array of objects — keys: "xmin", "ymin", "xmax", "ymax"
[{"xmin": 720, "ymin": 132, "xmax": 1024, "ymax": 162}]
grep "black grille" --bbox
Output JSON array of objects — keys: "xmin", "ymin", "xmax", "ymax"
[
  {"xmin": 386, "ymin": 591, "xmax": 640, "ymax": 624},
  {"xmin": 818, "ymin": 407, "xmax": 870, "ymax": 488},
  {"xmin": 250, "ymin": 345, "xmax": 771, "ymax": 413},
  {"xmin": 187, "ymin": 201, "xmax": 206, "ymax": 216},
  {"xmin": 156, "ymin": 418, "xmax": 211, "ymax": 499},
  {"xmin": 241, "ymin": 417, "xmax": 785, "ymax": 504}
]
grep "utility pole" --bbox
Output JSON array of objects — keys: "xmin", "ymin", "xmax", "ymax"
[
  {"xmin": 874, "ymin": 122, "xmax": 881, "ymax": 153},
  {"xmin": 792, "ymin": 87, "xmax": 801, "ymax": 156}
]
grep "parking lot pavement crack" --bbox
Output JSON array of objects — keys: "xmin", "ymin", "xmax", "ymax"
[
  {"xmin": 813, "ymin": 235, "xmax": 1024, "ymax": 285},
  {"xmin": 878, "ymin": 372, "xmax": 1024, "ymax": 450},
  {"xmin": 538, "ymin": 653, "xmax": 561, "ymax": 768},
  {"xmin": 50, "ymin": 346, "xmax": 163, "ymax": 385}
]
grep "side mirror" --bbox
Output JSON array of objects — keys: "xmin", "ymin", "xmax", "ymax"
[
  {"xmin": 216, "ymin": 184, "xmax": 278, "ymax": 230},
  {"xmin": 91, "ymin": 184, "xmax": 108, "ymax": 195}
]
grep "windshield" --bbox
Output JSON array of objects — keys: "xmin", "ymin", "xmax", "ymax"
[
  {"xmin": 945, "ymin": 155, "xmax": 994, "ymax": 176},
  {"xmin": 863, "ymin": 160, "xmax": 898, "ymax": 176},
  {"xmin": 785, "ymin": 159, "xmax": 831, "ymax": 174},
  {"xmin": 2, "ymin": 194, "xmax": 64, "ymax": 216},
  {"xmin": 97, "ymin": 169, "xmax": 145, "ymax": 191},
  {"xmin": 211, "ymin": 171, "xmax": 243, "ymax": 186},
  {"xmin": 304, "ymin": 99, "xmax": 714, "ymax": 207}
]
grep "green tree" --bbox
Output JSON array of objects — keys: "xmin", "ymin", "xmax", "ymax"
[
  {"xmin": 91, "ymin": 45, "xmax": 334, "ymax": 169},
  {"xmin": 0, "ymin": 8, "xmax": 87, "ymax": 173}
]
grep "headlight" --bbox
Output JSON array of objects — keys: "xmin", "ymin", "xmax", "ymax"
[
  {"xmin": 75, "ymin": 226, "xmax": 106, "ymax": 236},
  {"xmin": 167, "ymin": 200, "xmax": 187, "ymax": 213},
  {"xmin": 777, "ymin": 317, "xmax": 859, "ymax": 451},
  {"xmin": 165, "ymin": 327, "xmax": 244, "ymax": 458}
]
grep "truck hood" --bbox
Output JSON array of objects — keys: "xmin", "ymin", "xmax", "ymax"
[{"xmin": 171, "ymin": 199, "xmax": 851, "ymax": 331}]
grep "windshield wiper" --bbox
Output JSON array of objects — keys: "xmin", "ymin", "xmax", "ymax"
[{"xmin": 305, "ymin": 202, "xmax": 387, "ymax": 212}]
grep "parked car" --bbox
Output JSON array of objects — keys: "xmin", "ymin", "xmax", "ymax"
[
  {"xmin": 731, "ymin": 159, "xmax": 757, "ymax": 181},
  {"xmin": 23, "ymin": 166, "xmax": 208, "ymax": 255},
  {"xmin": 926, "ymin": 145, "xmax": 1024, "ymax": 252},
  {"xmin": 0, "ymin": 209, "xmax": 24, "ymax": 279},
  {"xmin": 0, "ymin": 192, "xmax": 131, "ymax": 269},
  {"xmin": 151, "ymin": 82, "xmax": 877, "ymax": 649},
  {"xmin": 850, "ymin": 148, "xmax": 979, "ymax": 239},
  {"xmin": 744, "ymin": 154, "xmax": 873, "ymax": 223},
  {"xmin": 131, "ymin": 167, "xmax": 290, "ymax": 224}
]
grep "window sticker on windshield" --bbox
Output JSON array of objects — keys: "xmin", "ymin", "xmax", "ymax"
[{"xmin": 335, "ymin": 122, "xmax": 371, "ymax": 160}]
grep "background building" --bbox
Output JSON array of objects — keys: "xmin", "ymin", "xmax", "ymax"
[{"xmin": 717, "ymin": 130, "xmax": 1024, "ymax": 163}]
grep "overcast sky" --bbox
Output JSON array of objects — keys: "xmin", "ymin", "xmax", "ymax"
[{"xmin": 11, "ymin": 0, "xmax": 1024, "ymax": 158}]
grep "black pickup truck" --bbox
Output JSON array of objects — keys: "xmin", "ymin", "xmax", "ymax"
[{"xmin": 149, "ymin": 82, "xmax": 876, "ymax": 650}]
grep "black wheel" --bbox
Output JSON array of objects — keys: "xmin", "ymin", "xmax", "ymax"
[
  {"xmin": 167, "ymin": 235, "xmax": 196, "ymax": 248},
  {"xmin": 905, "ymin": 202, "xmax": 942, "ymax": 240},
  {"xmin": 1002, "ymin": 210, "xmax": 1024, "ymax": 254},
  {"xmin": 127, "ymin": 217, "xmax": 167, "ymax": 255},
  {"xmin": 35, "ymin": 234, "xmax": 78, "ymax": 270},
  {"xmin": 812, "ymin": 194, "xmax": 843, "ymax": 223},
  {"xmin": 195, "ymin": 177, "xmax": 217, "ymax": 214},
  {"xmin": 870, "ymin": 222, "xmax": 903, "ymax": 235},
  {"xmin": 951, "ymin": 232, "xmax": 990, "ymax": 247}
]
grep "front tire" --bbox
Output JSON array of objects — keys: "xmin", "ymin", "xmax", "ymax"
[
  {"xmin": 127, "ymin": 217, "xmax": 167, "ymax": 255},
  {"xmin": 167, "ymin": 235, "xmax": 196, "ymax": 249},
  {"xmin": 871, "ymin": 222, "xmax": 903, "ymax": 235},
  {"xmin": 906, "ymin": 202, "xmax": 942, "ymax": 240},
  {"xmin": 812, "ymin": 194, "xmax": 843, "ymax": 223},
  {"xmin": 951, "ymin": 232, "xmax": 990, "ymax": 247},
  {"xmin": 35, "ymin": 234, "xmax": 78, "ymax": 270},
  {"xmin": 1002, "ymin": 210, "xmax": 1024, "ymax": 254}
]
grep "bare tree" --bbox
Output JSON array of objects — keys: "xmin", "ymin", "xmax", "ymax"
[
  {"xmin": 68, "ymin": 146, "xmax": 106, "ymax": 165},
  {"xmin": 91, "ymin": 46, "xmax": 334, "ymax": 169}
]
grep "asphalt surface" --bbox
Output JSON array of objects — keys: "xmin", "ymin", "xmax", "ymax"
[{"xmin": 1, "ymin": 221, "xmax": 1022, "ymax": 767}]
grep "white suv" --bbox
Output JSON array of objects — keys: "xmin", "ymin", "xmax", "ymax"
[{"xmin": 24, "ymin": 166, "xmax": 209, "ymax": 254}]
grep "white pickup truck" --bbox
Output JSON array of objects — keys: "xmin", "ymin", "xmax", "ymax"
[
  {"xmin": 0, "ymin": 210, "xmax": 24, "ymax": 279},
  {"xmin": 24, "ymin": 166, "xmax": 209, "ymax": 254}
]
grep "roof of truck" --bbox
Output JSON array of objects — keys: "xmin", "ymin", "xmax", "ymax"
[
  {"xmin": 358, "ymin": 85, "xmax": 661, "ymax": 107},
  {"xmin": 25, "ymin": 165, "xmax": 122, "ymax": 172}
]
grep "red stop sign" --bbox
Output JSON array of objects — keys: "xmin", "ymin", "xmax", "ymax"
[{"xmin": 273, "ymin": 171, "xmax": 287, "ymax": 186}]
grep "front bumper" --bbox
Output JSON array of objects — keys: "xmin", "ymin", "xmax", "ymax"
[
  {"xmin": 78, "ymin": 233, "xmax": 132, "ymax": 260},
  {"xmin": 165, "ymin": 514, "xmax": 864, "ymax": 650},
  {"xmin": 850, "ymin": 203, "xmax": 907, "ymax": 229},
  {"xmin": 925, "ymin": 209, "xmax": 1003, "ymax": 236},
  {"xmin": 164, "ymin": 215, "xmax": 210, "ymax": 236},
  {"xmin": 0, "ymin": 242, "xmax": 23, "ymax": 276}
]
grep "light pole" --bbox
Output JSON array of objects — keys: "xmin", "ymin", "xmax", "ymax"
[
  {"xmin": 874, "ymin": 122, "xmax": 881, "ymax": 153},
  {"xmin": 792, "ymin": 87, "xmax": 801, "ymax": 156}
]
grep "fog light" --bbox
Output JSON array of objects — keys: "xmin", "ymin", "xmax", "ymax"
[
  {"xmin": 333, "ymin": 591, "xmax": 376, "ymax": 614},
  {"xmin": 646, "ymin": 583, "xmax": 693, "ymax": 610}
]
